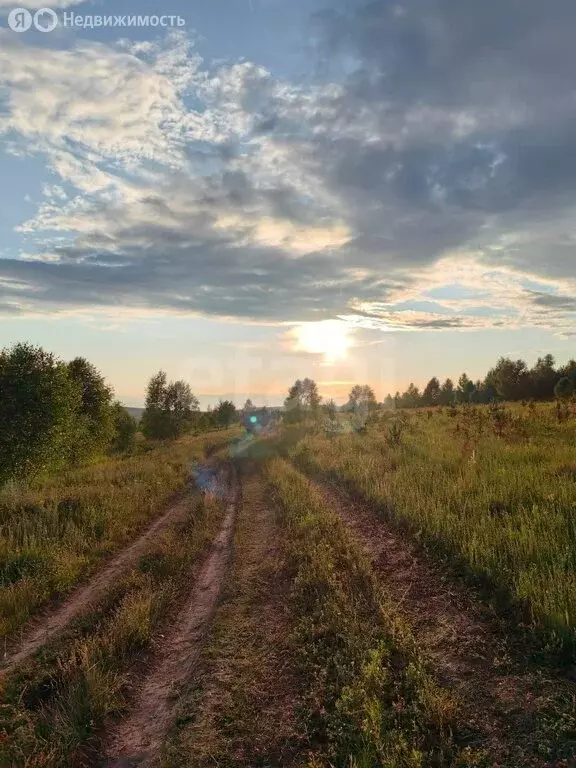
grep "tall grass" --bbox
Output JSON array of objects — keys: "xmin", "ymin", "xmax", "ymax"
[
  {"xmin": 0, "ymin": 491, "xmax": 226, "ymax": 767},
  {"xmin": 292, "ymin": 404, "xmax": 576, "ymax": 655},
  {"xmin": 266, "ymin": 458, "xmax": 465, "ymax": 767},
  {"xmin": 0, "ymin": 430, "xmax": 235, "ymax": 638}
]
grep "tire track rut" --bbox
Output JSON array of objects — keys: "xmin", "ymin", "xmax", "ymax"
[
  {"xmin": 104, "ymin": 464, "xmax": 240, "ymax": 767},
  {"xmin": 168, "ymin": 461, "xmax": 304, "ymax": 767},
  {"xmin": 308, "ymin": 474, "xmax": 576, "ymax": 767},
  {"xmin": 1, "ymin": 489, "xmax": 199, "ymax": 678}
]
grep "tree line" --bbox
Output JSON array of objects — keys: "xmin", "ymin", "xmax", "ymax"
[
  {"xmin": 0, "ymin": 343, "xmax": 138, "ymax": 484},
  {"xmin": 383, "ymin": 354, "xmax": 576, "ymax": 409},
  {"xmin": 0, "ymin": 343, "xmax": 237, "ymax": 485},
  {"xmin": 282, "ymin": 354, "xmax": 576, "ymax": 424},
  {"xmin": 2, "ymin": 341, "xmax": 574, "ymax": 484}
]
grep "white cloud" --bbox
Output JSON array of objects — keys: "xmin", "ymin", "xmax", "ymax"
[
  {"xmin": 214, "ymin": 214, "xmax": 351, "ymax": 255},
  {"xmin": 0, "ymin": 0, "xmax": 82, "ymax": 7},
  {"xmin": 0, "ymin": 16, "xmax": 575, "ymax": 336}
]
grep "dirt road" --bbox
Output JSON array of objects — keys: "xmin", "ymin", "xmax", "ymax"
[{"xmin": 104, "ymin": 465, "xmax": 240, "ymax": 767}]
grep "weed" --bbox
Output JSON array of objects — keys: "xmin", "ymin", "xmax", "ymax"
[
  {"xmin": 267, "ymin": 459, "xmax": 460, "ymax": 766},
  {"xmin": 0, "ymin": 430, "xmax": 234, "ymax": 639},
  {"xmin": 290, "ymin": 403, "xmax": 576, "ymax": 655}
]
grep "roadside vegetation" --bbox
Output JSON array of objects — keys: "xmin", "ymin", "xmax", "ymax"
[
  {"xmin": 0, "ymin": 342, "xmax": 239, "ymax": 487},
  {"xmin": 0, "ymin": 487, "xmax": 227, "ymax": 767},
  {"xmin": 0, "ymin": 341, "xmax": 240, "ymax": 640},
  {"xmin": 266, "ymin": 457, "xmax": 467, "ymax": 767},
  {"xmin": 292, "ymin": 401, "xmax": 576, "ymax": 657},
  {"xmin": 0, "ymin": 431, "xmax": 234, "ymax": 640}
]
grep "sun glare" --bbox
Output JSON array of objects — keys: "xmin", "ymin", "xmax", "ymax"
[{"xmin": 293, "ymin": 320, "xmax": 351, "ymax": 363}]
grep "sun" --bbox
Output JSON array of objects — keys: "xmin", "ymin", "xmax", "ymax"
[{"xmin": 292, "ymin": 320, "xmax": 351, "ymax": 363}]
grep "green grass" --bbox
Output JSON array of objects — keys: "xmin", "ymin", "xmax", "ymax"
[
  {"xmin": 0, "ymin": 430, "xmax": 236, "ymax": 639},
  {"xmin": 291, "ymin": 403, "xmax": 576, "ymax": 657},
  {"xmin": 266, "ymin": 457, "xmax": 468, "ymax": 768},
  {"xmin": 0, "ymin": 490, "xmax": 226, "ymax": 767}
]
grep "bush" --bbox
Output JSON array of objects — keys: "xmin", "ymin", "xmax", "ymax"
[
  {"xmin": 0, "ymin": 343, "xmax": 80, "ymax": 484},
  {"xmin": 555, "ymin": 377, "xmax": 574, "ymax": 401},
  {"xmin": 67, "ymin": 357, "xmax": 115, "ymax": 462},
  {"xmin": 111, "ymin": 403, "xmax": 138, "ymax": 452}
]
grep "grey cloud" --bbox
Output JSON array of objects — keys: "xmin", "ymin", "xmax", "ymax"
[
  {"xmin": 2, "ymin": 2, "xmax": 576, "ymax": 328},
  {"xmin": 316, "ymin": 0, "xmax": 576, "ymax": 110},
  {"xmin": 527, "ymin": 291, "xmax": 576, "ymax": 312},
  {"xmin": 298, "ymin": 0, "xmax": 576, "ymax": 279}
]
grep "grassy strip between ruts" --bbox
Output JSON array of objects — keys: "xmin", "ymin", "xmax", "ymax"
[
  {"xmin": 0, "ymin": 488, "xmax": 227, "ymax": 767},
  {"xmin": 163, "ymin": 459, "xmax": 306, "ymax": 767},
  {"xmin": 0, "ymin": 429, "xmax": 237, "ymax": 640},
  {"xmin": 265, "ymin": 457, "xmax": 481, "ymax": 768}
]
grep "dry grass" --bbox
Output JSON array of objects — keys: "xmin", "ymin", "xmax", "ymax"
[
  {"xmin": 0, "ymin": 489, "xmax": 226, "ymax": 767},
  {"xmin": 0, "ymin": 430, "xmax": 236, "ymax": 639},
  {"xmin": 292, "ymin": 403, "xmax": 576, "ymax": 656}
]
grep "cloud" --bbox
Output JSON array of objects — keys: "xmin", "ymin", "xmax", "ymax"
[
  {"xmin": 0, "ymin": 33, "xmax": 200, "ymax": 166},
  {"xmin": 0, "ymin": 3, "xmax": 576, "ymax": 336},
  {"xmin": 214, "ymin": 214, "xmax": 351, "ymax": 255},
  {"xmin": 528, "ymin": 291, "xmax": 576, "ymax": 312},
  {"xmin": 0, "ymin": 0, "xmax": 82, "ymax": 7}
]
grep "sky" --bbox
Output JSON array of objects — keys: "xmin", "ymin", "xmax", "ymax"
[{"xmin": 0, "ymin": 0, "xmax": 575, "ymax": 407}]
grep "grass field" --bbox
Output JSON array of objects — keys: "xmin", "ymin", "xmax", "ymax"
[
  {"xmin": 1, "ymin": 409, "xmax": 576, "ymax": 766},
  {"xmin": 266, "ymin": 457, "xmax": 463, "ymax": 767},
  {"xmin": 0, "ymin": 430, "xmax": 236, "ymax": 640},
  {"xmin": 0, "ymin": 489, "xmax": 226, "ymax": 766},
  {"xmin": 292, "ymin": 402, "xmax": 576, "ymax": 655}
]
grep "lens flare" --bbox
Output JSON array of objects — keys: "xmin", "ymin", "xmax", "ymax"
[{"xmin": 292, "ymin": 320, "xmax": 351, "ymax": 363}]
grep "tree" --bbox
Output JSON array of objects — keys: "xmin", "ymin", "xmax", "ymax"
[
  {"xmin": 400, "ymin": 383, "xmax": 421, "ymax": 409},
  {"xmin": 422, "ymin": 377, "xmax": 441, "ymax": 406},
  {"xmin": 242, "ymin": 398, "xmax": 254, "ymax": 412},
  {"xmin": 439, "ymin": 378, "xmax": 455, "ymax": 406},
  {"xmin": 164, "ymin": 380, "xmax": 199, "ymax": 437},
  {"xmin": 558, "ymin": 360, "xmax": 576, "ymax": 392},
  {"xmin": 554, "ymin": 377, "xmax": 574, "ymax": 401},
  {"xmin": 301, "ymin": 378, "xmax": 321, "ymax": 412},
  {"xmin": 383, "ymin": 394, "xmax": 395, "ymax": 409},
  {"xmin": 530, "ymin": 354, "xmax": 557, "ymax": 400},
  {"xmin": 67, "ymin": 357, "xmax": 115, "ymax": 461},
  {"xmin": 456, "ymin": 373, "xmax": 476, "ymax": 403},
  {"xmin": 284, "ymin": 378, "xmax": 321, "ymax": 423},
  {"xmin": 111, "ymin": 402, "xmax": 138, "ymax": 452},
  {"xmin": 141, "ymin": 371, "xmax": 169, "ymax": 439},
  {"xmin": 0, "ymin": 343, "xmax": 80, "ymax": 483},
  {"xmin": 347, "ymin": 384, "xmax": 377, "ymax": 412},
  {"xmin": 214, "ymin": 399, "xmax": 237, "ymax": 428},
  {"xmin": 323, "ymin": 398, "xmax": 338, "ymax": 419},
  {"xmin": 484, "ymin": 358, "xmax": 530, "ymax": 401},
  {"xmin": 473, "ymin": 379, "xmax": 493, "ymax": 404},
  {"xmin": 141, "ymin": 371, "xmax": 199, "ymax": 439}
]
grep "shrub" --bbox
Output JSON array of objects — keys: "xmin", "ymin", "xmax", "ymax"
[
  {"xmin": 67, "ymin": 357, "xmax": 115, "ymax": 462},
  {"xmin": 386, "ymin": 421, "xmax": 404, "ymax": 447},
  {"xmin": 111, "ymin": 403, "xmax": 138, "ymax": 453},
  {"xmin": 0, "ymin": 343, "xmax": 80, "ymax": 484},
  {"xmin": 555, "ymin": 377, "xmax": 574, "ymax": 401}
]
